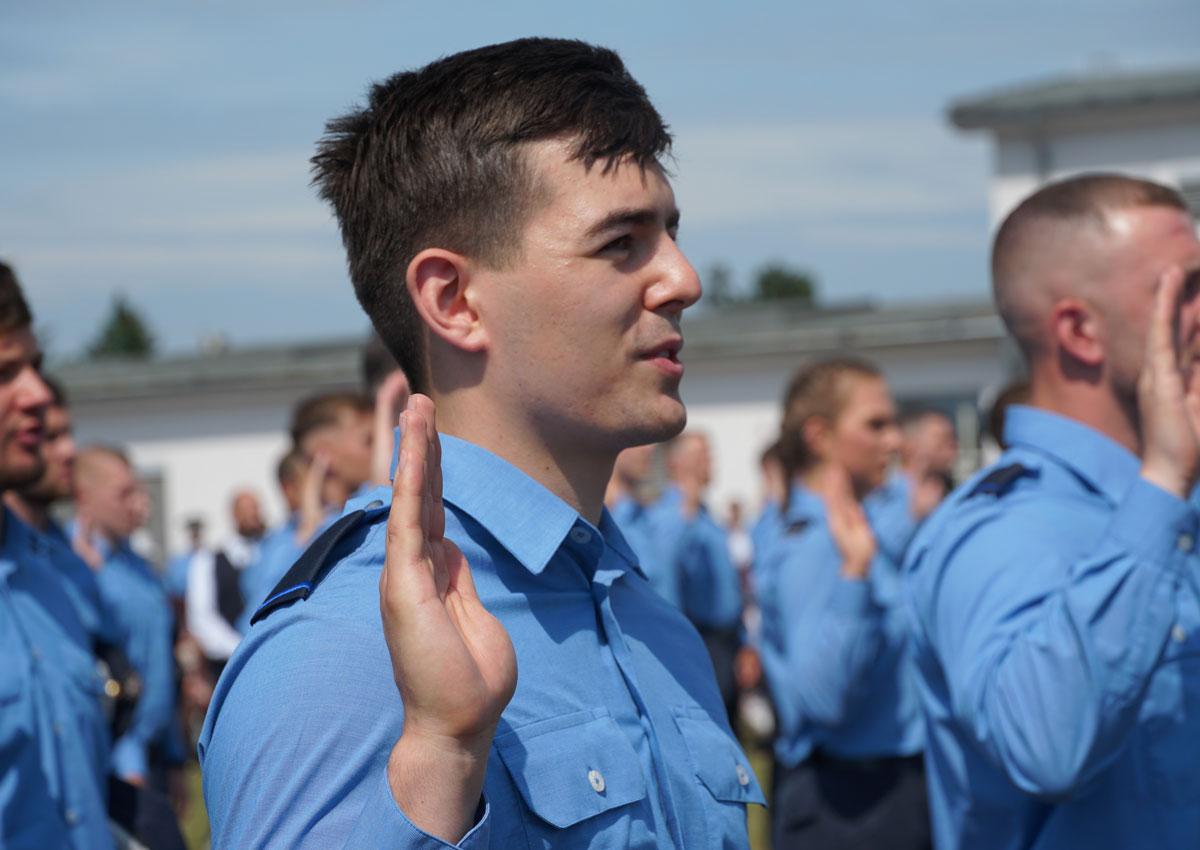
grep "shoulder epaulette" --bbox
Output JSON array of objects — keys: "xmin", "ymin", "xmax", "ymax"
[
  {"xmin": 784, "ymin": 518, "xmax": 811, "ymax": 536},
  {"xmin": 967, "ymin": 463, "xmax": 1036, "ymax": 499},
  {"xmin": 250, "ymin": 501, "xmax": 383, "ymax": 626}
]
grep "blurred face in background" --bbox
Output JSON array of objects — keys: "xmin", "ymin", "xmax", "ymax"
[
  {"xmin": 904, "ymin": 413, "xmax": 959, "ymax": 476},
  {"xmin": 613, "ymin": 444, "xmax": 655, "ymax": 487},
  {"xmin": 76, "ymin": 452, "xmax": 143, "ymax": 540},
  {"xmin": 231, "ymin": 490, "xmax": 266, "ymax": 539},
  {"xmin": 810, "ymin": 375, "xmax": 902, "ymax": 496},
  {"xmin": 302, "ymin": 407, "xmax": 373, "ymax": 496},
  {"xmin": 0, "ymin": 327, "xmax": 50, "ymax": 490},
  {"xmin": 20, "ymin": 403, "xmax": 74, "ymax": 503},
  {"xmin": 668, "ymin": 433, "xmax": 712, "ymax": 489}
]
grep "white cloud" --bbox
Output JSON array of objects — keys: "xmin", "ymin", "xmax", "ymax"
[{"xmin": 670, "ymin": 117, "xmax": 987, "ymax": 225}]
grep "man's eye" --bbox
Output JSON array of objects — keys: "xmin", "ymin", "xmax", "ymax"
[{"xmin": 600, "ymin": 234, "xmax": 633, "ymax": 254}]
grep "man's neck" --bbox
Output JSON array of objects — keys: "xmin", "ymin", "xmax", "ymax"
[
  {"xmin": 436, "ymin": 394, "xmax": 613, "ymax": 525},
  {"xmin": 1027, "ymin": 370, "xmax": 1140, "ymax": 456},
  {"xmin": 3, "ymin": 491, "xmax": 48, "ymax": 532}
]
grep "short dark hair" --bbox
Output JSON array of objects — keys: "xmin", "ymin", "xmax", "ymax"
[
  {"xmin": 276, "ymin": 447, "xmax": 307, "ymax": 487},
  {"xmin": 289, "ymin": 391, "xmax": 373, "ymax": 446},
  {"xmin": 0, "ymin": 261, "xmax": 34, "ymax": 334},
  {"xmin": 361, "ymin": 330, "xmax": 400, "ymax": 395},
  {"xmin": 312, "ymin": 38, "xmax": 672, "ymax": 394}
]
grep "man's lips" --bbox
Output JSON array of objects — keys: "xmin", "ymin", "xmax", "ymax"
[
  {"xmin": 639, "ymin": 338, "xmax": 684, "ymax": 378},
  {"xmin": 13, "ymin": 424, "xmax": 43, "ymax": 449}
]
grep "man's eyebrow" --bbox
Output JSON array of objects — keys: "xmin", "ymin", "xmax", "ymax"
[{"xmin": 585, "ymin": 206, "xmax": 681, "ymax": 239}]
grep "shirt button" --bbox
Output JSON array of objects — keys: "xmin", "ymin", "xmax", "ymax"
[
  {"xmin": 570, "ymin": 527, "xmax": 593, "ymax": 545},
  {"xmin": 64, "ymin": 809, "xmax": 78, "ymax": 826},
  {"xmin": 1178, "ymin": 534, "xmax": 1194, "ymax": 553},
  {"xmin": 587, "ymin": 769, "xmax": 606, "ymax": 793},
  {"xmin": 1173, "ymin": 624, "xmax": 1189, "ymax": 644},
  {"xmin": 736, "ymin": 764, "xmax": 751, "ymax": 787},
  {"xmin": 53, "ymin": 722, "xmax": 63, "ymax": 737},
  {"xmin": 30, "ymin": 646, "xmax": 41, "ymax": 663}
]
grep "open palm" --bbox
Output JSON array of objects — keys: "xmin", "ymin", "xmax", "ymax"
[{"xmin": 380, "ymin": 395, "xmax": 517, "ymax": 746}]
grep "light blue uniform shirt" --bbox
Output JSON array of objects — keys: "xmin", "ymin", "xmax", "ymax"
[
  {"xmin": 199, "ymin": 434, "xmax": 764, "ymax": 849},
  {"xmin": 92, "ymin": 537, "xmax": 176, "ymax": 779},
  {"xmin": 35, "ymin": 519, "xmax": 123, "ymax": 646},
  {"xmin": 0, "ymin": 511, "xmax": 114, "ymax": 850},
  {"xmin": 757, "ymin": 485, "xmax": 922, "ymax": 768},
  {"xmin": 163, "ymin": 550, "xmax": 193, "ymax": 601},
  {"xmin": 645, "ymin": 487, "xmax": 743, "ymax": 630},
  {"xmin": 865, "ymin": 472, "xmax": 919, "ymax": 565},
  {"xmin": 905, "ymin": 406, "xmax": 1200, "ymax": 850}
]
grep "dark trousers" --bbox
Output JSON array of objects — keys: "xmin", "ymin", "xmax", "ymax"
[{"xmin": 772, "ymin": 752, "xmax": 932, "ymax": 850}]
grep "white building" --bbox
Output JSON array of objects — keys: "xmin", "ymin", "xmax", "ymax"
[{"xmin": 949, "ymin": 65, "xmax": 1200, "ymax": 226}]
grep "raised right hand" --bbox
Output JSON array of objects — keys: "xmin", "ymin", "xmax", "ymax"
[
  {"xmin": 821, "ymin": 466, "xmax": 876, "ymax": 580},
  {"xmin": 1139, "ymin": 266, "xmax": 1200, "ymax": 498},
  {"xmin": 381, "ymin": 395, "xmax": 517, "ymax": 842}
]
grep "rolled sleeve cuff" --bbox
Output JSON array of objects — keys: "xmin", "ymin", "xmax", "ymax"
[
  {"xmin": 1110, "ymin": 477, "xmax": 1200, "ymax": 572},
  {"xmin": 111, "ymin": 735, "xmax": 148, "ymax": 779},
  {"xmin": 347, "ymin": 767, "xmax": 491, "ymax": 849}
]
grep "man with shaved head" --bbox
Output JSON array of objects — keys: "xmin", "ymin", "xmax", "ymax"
[
  {"xmin": 904, "ymin": 174, "xmax": 1200, "ymax": 850},
  {"xmin": 75, "ymin": 445, "xmax": 180, "ymax": 791}
]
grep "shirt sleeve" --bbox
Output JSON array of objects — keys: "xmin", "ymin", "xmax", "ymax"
[
  {"xmin": 914, "ymin": 477, "xmax": 1198, "ymax": 798},
  {"xmin": 767, "ymin": 539, "xmax": 887, "ymax": 729},
  {"xmin": 109, "ymin": 574, "xmax": 176, "ymax": 780},
  {"xmin": 678, "ymin": 518, "xmax": 743, "ymax": 629},
  {"xmin": 867, "ymin": 482, "xmax": 920, "ymax": 566},
  {"xmin": 200, "ymin": 610, "xmax": 490, "ymax": 849},
  {"xmin": 186, "ymin": 550, "xmax": 243, "ymax": 659}
]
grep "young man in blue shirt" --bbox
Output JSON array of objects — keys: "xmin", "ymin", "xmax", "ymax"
[
  {"xmin": 200, "ymin": 38, "xmax": 764, "ymax": 848},
  {"xmin": 0, "ymin": 263, "xmax": 116, "ymax": 849},
  {"xmin": 905, "ymin": 174, "xmax": 1200, "ymax": 849}
]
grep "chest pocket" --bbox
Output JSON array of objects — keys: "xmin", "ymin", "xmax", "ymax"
[
  {"xmin": 1138, "ymin": 595, "xmax": 1200, "ymax": 803},
  {"xmin": 494, "ymin": 709, "xmax": 650, "ymax": 846},
  {"xmin": 673, "ymin": 706, "xmax": 766, "ymax": 848}
]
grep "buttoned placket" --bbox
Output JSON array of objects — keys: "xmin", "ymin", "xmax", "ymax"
[{"xmin": 564, "ymin": 521, "xmax": 686, "ymax": 850}]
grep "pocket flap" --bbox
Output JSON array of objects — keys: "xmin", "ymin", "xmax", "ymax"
[
  {"xmin": 673, "ymin": 707, "xmax": 767, "ymax": 806},
  {"xmin": 494, "ymin": 709, "xmax": 647, "ymax": 828}
]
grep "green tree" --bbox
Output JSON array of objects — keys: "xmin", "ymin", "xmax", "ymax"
[
  {"xmin": 753, "ymin": 262, "xmax": 817, "ymax": 305},
  {"xmin": 88, "ymin": 295, "xmax": 156, "ymax": 359}
]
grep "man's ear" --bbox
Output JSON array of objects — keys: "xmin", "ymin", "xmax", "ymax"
[
  {"xmin": 1050, "ymin": 298, "xmax": 1104, "ymax": 367},
  {"xmin": 405, "ymin": 249, "xmax": 488, "ymax": 353}
]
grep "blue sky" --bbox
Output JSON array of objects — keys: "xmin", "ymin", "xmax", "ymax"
[{"xmin": 3, "ymin": 0, "xmax": 1197, "ymax": 356}]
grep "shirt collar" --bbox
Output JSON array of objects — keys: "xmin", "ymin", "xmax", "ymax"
[
  {"xmin": 439, "ymin": 434, "xmax": 588, "ymax": 576},
  {"xmin": 1003, "ymin": 405, "xmax": 1140, "ymax": 504},
  {"xmin": 784, "ymin": 483, "xmax": 827, "ymax": 524}
]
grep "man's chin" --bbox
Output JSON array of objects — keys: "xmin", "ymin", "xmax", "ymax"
[{"xmin": 0, "ymin": 459, "xmax": 46, "ymax": 493}]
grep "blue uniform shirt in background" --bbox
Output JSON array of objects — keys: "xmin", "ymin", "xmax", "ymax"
[
  {"xmin": 757, "ymin": 485, "xmax": 922, "ymax": 769},
  {"xmin": 0, "ymin": 511, "xmax": 114, "ymax": 850},
  {"xmin": 865, "ymin": 472, "xmax": 918, "ymax": 565},
  {"xmin": 163, "ymin": 550, "xmax": 193, "ymax": 601},
  {"xmin": 645, "ymin": 486, "xmax": 743, "ymax": 630},
  {"xmin": 92, "ymin": 536, "xmax": 177, "ymax": 779},
  {"xmin": 34, "ymin": 519, "xmax": 123, "ymax": 646},
  {"xmin": 200, "ymin": 434, "xmax": 764, "ymax": 849},
  {"xmin": 610, "ymin": 495, "xmax": 675, "ymax": 608},
  {"xmin": 905, "ymin": 406, "xmax": 1200, "ymax": 850}
]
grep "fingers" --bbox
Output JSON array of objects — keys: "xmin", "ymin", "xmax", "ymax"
[
  {"xmin": 386, "ymin": 407, "xmax": 431, "ymax": 577},
  {"xmin": 1146, "ymin": 266, "xmax": 1185, "ymax": 377},
  {"xmin": 406, "ymin": 395, "xmax": 445, "ymax": 540}
]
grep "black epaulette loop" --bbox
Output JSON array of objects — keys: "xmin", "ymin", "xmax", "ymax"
[
  {"xmin": 969, "ymin": 463, "xmax": 1035, "ymax": 499},
  {"xmin": 784, "ymin": 518, "xmax": 811, "ymax": 536},
  {"xmin": 250, "ymin": 505, "xmax": 378, "ymax": 626}
]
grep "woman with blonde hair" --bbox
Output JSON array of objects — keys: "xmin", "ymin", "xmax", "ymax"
[{"xmin": 757, "ymin": 357, "xmax": 930, "ymax": 850}]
